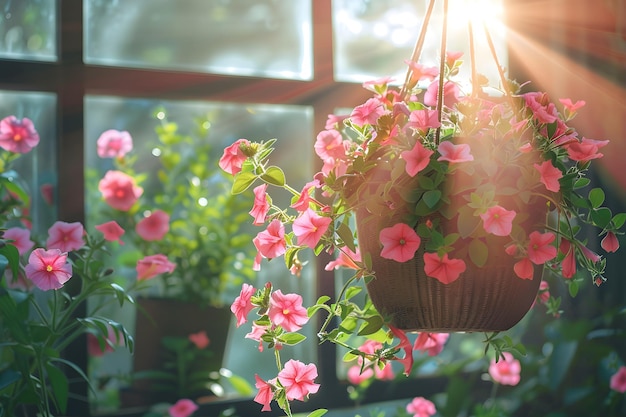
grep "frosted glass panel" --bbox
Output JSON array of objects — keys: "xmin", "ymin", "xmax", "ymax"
[
  {"xmin": 0, "ymin": 0, "xmax": 57, "ymax": 61},
  {"xmin": 0, "ymin": 90, "xmax": 57, "ymax": 233},
  {"xmin": 333, "ymin": 0, "xmax": 507, "ymax": 86},
  {"xmin": 84, "ymin": 0, "xmax": 313, "ymax": 80},
  {"xmin": 84, "ymin": 96, "xmax": 316, "ymax": 411}
]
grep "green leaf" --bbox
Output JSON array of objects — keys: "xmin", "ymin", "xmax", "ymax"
[
  {"xmin": 588, "ymin": 188, "xmax": 605, "ymax": 208},
  {"xmin": 422, "ymin": 190, "xmax": 442, "ymax": 209},
  {"xmin": 468, "ymin": 239, "xmax": 488, "ymax": 267},
  {"xmin": 573, "ymin": 178, "xmax": 591, "ymax": 189},
  {"xmin": 231, "ymin": 171, "xmax": 257, "ymax": 194},
  {"xmin": 223, "ymin": 373, "xmax": 254, "ymax": 396},
  {"xmin": 336, "ymin": 222, "xmax": 356, "ymax": 252},
  {"xmin": 612, "ymin": 213, "xmax": 626, "ymax": 229},
  {"xmin": 279, "ymin": 333, "xmax": 306, "ymax": 346},
  {"xmin": 357, "ymin": 315, "xmax": 384, "ymax": 336},
  {"xmin": 46, "ymin": 363, "xmax": 69, "ymax": 414},
  {"xmin": 307, "ymin": 410, "xmax": 329, "ymax": 417},
  {"xmin": 260, "ymin": 166, "xmax": 285, "ymax": 187},
  {"xmin": 457, "ymin": 207, "xmax": 480, "ymax": 238},
  {"xmin": 344, "ymin": 286, "xmax": 362, "ymax": 300},
  {"xmin": 591, "ymin": 207, "xmax": 612, "ymax": 229}
]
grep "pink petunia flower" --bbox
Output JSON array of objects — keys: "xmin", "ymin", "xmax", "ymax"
[
  {"xmin": 480, "ymin": 205, "xmax": 516, "ymax": 237},
  {"xmin": 95, "ymin": 221, "xmax": 125, "ymax": 245},
  {"xmin": 559, "ymin": 98, "xmax": 586, "ymax": 113},
  {"xmin": 389, "ymin": 325, "xmax": 414, "ymax": 376},
  {"xmin": 0, "ymin": 116, "xmax": 40, "ymax": 154},
  {"xmin": 188, "ymin": 331, "xmax": 210, "ymax": 349},
  {"xmin": 566, "ymin": 137, "xmax": 609, "ymax": 162},
  {"xmin": 513, "ymin": 257, "xmax": 534, "ymax": 280},
  {"xmin": 277, "ymin": 359, "xmax": 320, "ymax": 401},
  {"xmin": 292, "ymin": 208, "xmax": 332, "ymax": 249},
  {"xmin": 527, "ymin": 231, "xmax": 557, "ymax": 265},
  {"xmin": 246, "ymin": 323, "xmax": 270, "ymax": 352},
  {"xmin": 437, "ymin": 141, "xmax": 474, "ymax": 163},
  {"xmin": 347, "ymin": 365, "xmax": 374, "ymax": 385},
  {"xmin": 401, "ymin": 141, "xmax": 435, "ymax": 177},
  {"xmin": 254, "ymin": 375, "xmax": 274, "ymax": 411},
  {"xmin": 249, "ymin": 184, "xmax": 270, "ymax": 225},
  {"xmin": 601, "ymin": 231, "xmax": 619, "ymax": 253},
  {"xmin": 405, "ymin": 61, "xmax": 439, "ymax": 84},
  {"xmin": 136, "ymin": 209, "xmax": 170, "ymax": 241},
  {"xmin": 88, "ymin": 325, "xmax": 121, "ymax": 357},
  {"xmin": 610, "ymin": 366, "xmax": 626, "ymax": 393},
  {"xmin": 325, "ymin": 246, "xmax": 361, "ymax": 271},
  {"xmin": 268, "ymin": 290, "xmax": 309, "ymax": 332},
  {"xmin": 219, "ymin": 138, "xmax": 250, "ymax": 175},
  {"xmin": 379, "ymin": 223, "xmax": 421, "ymax": 263},
  {"xmin": 406, "ymin": 396, "xmax": 437, "ymax": 417},
  {"xmin": 559, "ymin": 239, "xmax": 576, "ymax": 278},
  {"xmin": 534, "ymin": 160, "xmax": 563, "ymax": 192},
  {"xmin": 136, "ymin": 254, "xmax": 175, "ymax": 281},
  {"xmin": 290, "ymin": 180, "xmax": 320, "ymax": 212},
  {"xmin": 424, "ymin": 80, "xmax": 461, "ymax": 108},
  {"xmin": 314, "ymin": 129, "xmax": 347, "ymax": 161},
  {"xmin": 413, "ymin": 332, "xmax": 449, "ymax": 356},
  {"xmin": 98, "ymin": 170, "xmax": 143, "ymax": 211},
  {"xmin": 24, "ymin": 248, "xmax": 73, "ymax": 291},
  {"xmin": 4, "ymin": 227, "xmax": 34, "ymax": 255},
  {"xmin": 406, "ymin": 109, "xmax": 441, "ymax": 133},
  {"xmin": 253, "ymin": 220, "xmax": 287, "ymax": 259},
  {"xmin": 46, "ymin": 221, "xmax": 85, "ymax": 252},
  {"xmin": 423, "ymin": 252, "xmax": 466, "ymax": 284},
  {"xmin": 168, "ymin": 398, "xmax": 198, "ymax": 417},
  {"xmin": 96, "ymin": 129, "xmax": 133, "ymax": 158},
  {"xmin": 324, "ymin": 113, "xmax": 349, "ymax": 130},
  {"xmin": 231, "ymin": 283, "xmax": 255, "ymax": 327},
  {"xmin": 350, "ymin": 97, "xmax": 386, "ymax": 127},
  {"xmin": 489, "ymin": 352, "xmax": 521, "ymax": 386}
]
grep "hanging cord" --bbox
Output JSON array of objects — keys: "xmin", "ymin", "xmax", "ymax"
[
  {"xmin": 483, "ymin": 21, "xmax": 512, "ymax": 97},
  {"xmin": 434, "ymin": 0, "xmax": 449, "ymax": 145},
  {"xmin": 468, "ymin": 19, "xmax": 479, "ymax": 97},
  {"xmin": 400, "ymin": 0, "xmax": 437, "ymax": 100}
]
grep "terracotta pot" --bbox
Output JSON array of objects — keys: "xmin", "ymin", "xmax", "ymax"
[{"xmin": 122, "ymin": 298, "xmax": 231, "ymax": 406}]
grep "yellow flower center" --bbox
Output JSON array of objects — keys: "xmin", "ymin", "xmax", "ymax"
[
  {"xmin": 46, "ymin": 265, "xmax": 53, "ymax": 272},
  {"xmin": 13, "ymin": 134, "xmax": 22, "ymax": 142},
  {"xmin": 283, "ymin": 309, "xmax": 290, "ymax": 315}
]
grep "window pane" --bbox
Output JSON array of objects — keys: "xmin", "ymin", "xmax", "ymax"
[
  {"xmin": 333, "ymin": 0, "xmax": 507, "ymax": 86},
  {"xmin": 0, "ymin": 90, "xmax": 57, "ymax": 233},
  {"xmin": 84, "ymin": 96, "xmax": 316, "ymax": 412},
  {"xmin": 0, "ymin": 0, "xmax": 57, "ymax": 61},
  {"xmin": 84, "ymin": 0, "xmax": 313, "ymax": 80}
]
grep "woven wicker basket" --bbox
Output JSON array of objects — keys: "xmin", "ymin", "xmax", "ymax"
[{"xmin": 356, "ymin": 209, "xmax": 543, "ymax": 333}]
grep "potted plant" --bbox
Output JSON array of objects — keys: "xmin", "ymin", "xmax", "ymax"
[
  {"xmin": 219, "ymin": 11, "xmax": 625, "ymax": 416},
  {"xmin": 0, "ymin": 115, "xmax": 136, "ymax": 416},
  {"xmin": 85, "ymin": 108, "xmax": 257, "ymax": 405}
]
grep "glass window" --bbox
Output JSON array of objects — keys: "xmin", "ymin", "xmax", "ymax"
[
  {"xmin": 332, "ymin": 0, "xmax": 507, "ymax": 86},
  {"xmin": 84, "ymin": 0, "xmax": 313, "ymax": 80},
  {"xmin": 0, "ymin": 0, "xmax": 57, "ymax": 61},
  {"xmin": 0, "ymin": 90, "xmax": 57, "ymax": 233},
  {"xmin": 83, "ymin": 95, "xmax": 316, "ymax": 412}
]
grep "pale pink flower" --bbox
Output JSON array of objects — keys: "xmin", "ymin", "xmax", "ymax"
[
  {"xmin": 324, "ymin": 113, "xmax": 348, "ymax": 130},
  {"xmin": 406, "ymin": 396, "xmax": 437, "ymax": 417},
  {"xmin": 437, "ymin": 141, "xmax": 474, "ymax": 163},
  {"xmin": 96, "ymin": 129, "xmax": 133, "ymax": 158},
  {"xmin": 219, "ymin": 138, "xmax": 250, "ymax": 175},
  {"xmin": 580, "ymin": 244, "xmax": 601, "ymax": 263},
  {"xmin": 405, "ymin": 61, "xmax": 439, "ymax": 83},
  {"xmin": 480, "ymin": 205, "xmax": 516, "ymax": 236},
  {"xmin": 168, "ymin": 398, "xmax": 198, "ymax": 417},
  {"xmin": 188, "ymin": 331, "xmax": 210, "ymax": 349},
  {"xmin": 355, "ymin": 340, "xmax": 394, "ymax": 381},
  {"xmin": 534, "ymin": 160, "xmax": 563, "ymax": 192},
  {"xmin": 379, "ymin": 223, "xmax": 421, "ymax": 263},
  {"xmin": 424, "ymin": 80, "xmax": 461, "ymax": 108},
  {"xmin": 277, "ymin": 359, "xmax": 320, "ymax": 401},
  {"xmin": 268, "ymin": 290, "xmax": 309, "ymax": 332},
  {"xmin": 347, "ymin": 365, "xmax": 374, "ymax": 385},
  {"xmin": 46, "ymin": 221, "xmax": 84, "ymax": 252},
  {"xmin": 559, "ymin": 239, "xmax": 576, "ymax": 278},
  {"xmin": 406, "ymin": 109, "xmax": 441, "ymax": 133},
  {"xmin": 290, "ymin": 180, "xmax": 320, "ymax": 212},
  {"xmin": 250, "ymin": 184, "xmax": 270, "ymax": 225},
  {"xmin": 136, "ymin": 209, "xmax": 170, "ymax": 241},
  {"xmin": 559, "ymin": 98, "xmax": 586, "ymax": 113},
  {"xmin": 136, "ymin": 254, "xmax": 175, "ymax": 281},
  {"xmin": 246, "ymin": 323, "xmax": 269, "ymax": 352},
  {"xmin": 98, "ymin": 170, "xmax": 143, "ymax": 211},
  {"xmin": 88, "ymin": 325, "xmax": 121, "ymax": 357},
  {"xmin": 95, "ymin": 221, "xmax": 125, "ymax": 245},
  {"xmin": 446, "ymin": 50, "xmax": 464, "ymax": 67},
  {"xmin": 0, "ymin": 116, "xmax": 40, "ymax": 154},
  {"xmin": 524, "ymin": 92, "xmax": 558, "ymax": 124},
  {"xmin": 253, "ymin": 220, "xmax": 287, "ymax": 259},
  {"xmin": 566, "ymin": 137, "xmax": 609, "ymax": 162},
  {"xmin": 610, "ymin": 366, "xmax": 626, "ymax": 393},
  {"xmin": 254, "ymin": 375, "xmax": 274, "ymax": 411},
  {"xmin": 513, "ymin": 257, "xmax": 534, "ymax": 280},
  {"xmin": 231, "ymin": 283, "xmax": 255, "ymax": 327},
  {"xmin": 350, "ymin": 97, "xmax": 385, "ymax": 127},
  {"xmin": 314, "ymin": 129, "xmax": 347, "ymax": 161},
  {"xmin": 423, "ymin": 252, "xmax": 466, "ymax": 284},
  {"xmin": 292, "ymin": 208, "xmax": 332, "ymax": 249},
  {"xmin": 527, "ymin": 231, "xmax": 557, "ymax": 265},
  {"xmin": 4, "ymin": 227, "xmax": 34, "ymax": 255},
  {"xmin": 325, "ymin": 246, "xmax": 361, "ymax": 271},
  {"xmin": 489, "ymin": 352, "xmax": 521, "ymax": 386},
  {"xmin": 25, "ymin": 248, "xmax": 73, "ymax": 291},
  {"xmin": 389, "ymin": 325, "xmax": 414, "ymax": 376},
  {"xmin": 401, "ymin": 141, "xmax": 434, "ymax": 177},
  {"xmin": 413, "ymin": 332, "xmax": 449, "ymax": 356},
  {"xmin": 601, "ymin": 231, "xmax": 619, "ymax": 253}
]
